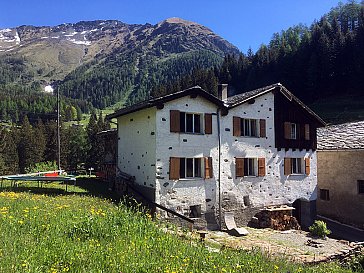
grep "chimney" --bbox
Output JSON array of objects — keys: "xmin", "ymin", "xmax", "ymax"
[{"xmin": 218, "ymin": 84, "xmax": 228, "ymax": 100}]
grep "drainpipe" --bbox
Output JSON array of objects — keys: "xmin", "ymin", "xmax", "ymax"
[{"xmin": 216, "ymin": 108, "xmax": 222, "ymax": 230}]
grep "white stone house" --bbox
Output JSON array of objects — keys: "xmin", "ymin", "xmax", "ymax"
[{"xmin": 107, "ymin": 83, "xmax": 325, "ymax": 228}]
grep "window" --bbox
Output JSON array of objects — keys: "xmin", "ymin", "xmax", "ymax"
[
  {"xmin": 235, "ymin": 157, "xmax": 265, "ymax": 177},
  {"xmin": 180, "ymin": 158, "xmax": 202, "ymax": 178},
  {"xmin": 358, "ymin": 180, "xmax": 364, "ymax": 194},
  {"xmin": 169, "ymin": 157, "xmax": 213, "ymax": 180},
  {"xmin": 180, "ymin": 112, "xmax": 201, "ymax": 133},
  {"xmin": 242, "ymin": 119, "xmax": 258, "ymax": 137},
  {"xmin": 170, "ymin": 110, "xmax": 208, "ymax": 134},
  {"xmin": 284, "ymin": 157, "xmax": 310, "ymax": 175},
  {"xmin": 291, "ymin": 158, "xmax": 303, "ymax": 174},
  {"xmin": 290, "ymin": 123, "xmax": 297, "ymax": 139},
  {"xmin": 284, "ymin": 122, "xmax": 304, "ymax": 140},
  {"xmin": 320, "ymin": 189, "xmax": 330, "ymax": 201},
  {"xmin": 244, "ymin": 158, "xmax": 256, "ymax": 176},
  {"xmin": 233, "ymin": 117, "xmax": 266, "ymax": 138}
]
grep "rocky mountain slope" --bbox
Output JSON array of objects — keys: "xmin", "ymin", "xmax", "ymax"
[{"xmin": 0, "ymin": 18, "xmax": 239, "ymax": 107}]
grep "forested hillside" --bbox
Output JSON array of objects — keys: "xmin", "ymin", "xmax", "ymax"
[
  {"xmin": 57, "ymin": 50, "xmax": 222, "ymax": 108},
  {"xmin": 0, "ymin": 113, "xmax": 109, "ymax": 175},
  {"xmin": 152, "ymin": 1, "xmax": 364, "ymax": 123}
]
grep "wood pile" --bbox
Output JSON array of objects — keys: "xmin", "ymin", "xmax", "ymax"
[{"xmin": 251, "ymin": 206, "xmax": 301, "ymax": 231}]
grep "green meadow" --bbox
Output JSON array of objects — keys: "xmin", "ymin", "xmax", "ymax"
[{"xmin": 0, "ymin": 179, "xmax": 359, "ymax": 273}]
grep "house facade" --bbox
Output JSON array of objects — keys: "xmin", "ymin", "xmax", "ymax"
[
  {"xmin": 107, "ymin": 83, "xmax": 325, "ymax": 229},
  {"xmin": 317, "ymin": 121, "xmax": 364, "ymax": 228}
]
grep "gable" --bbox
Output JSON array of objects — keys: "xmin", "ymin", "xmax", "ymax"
[
  {"xmin": 274, "ymin": 91, "xmax": 321, "ymax": 150},
  {"xmin": 225, "ymin": 83, "xmax": 325, "ymax": 127},
  {"xmin": 107, "ymin": 86, "xmax": 223, "ymax": 120}
]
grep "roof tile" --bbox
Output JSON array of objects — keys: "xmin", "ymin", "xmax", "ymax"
[{"xmin": 317, "ymin": 121, "xmax": 364, "ymax": 150}]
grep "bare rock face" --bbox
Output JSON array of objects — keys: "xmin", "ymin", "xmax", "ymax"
[{"xmin": 0, "ymin": 18, "xmax": 239, "ymax": 82}]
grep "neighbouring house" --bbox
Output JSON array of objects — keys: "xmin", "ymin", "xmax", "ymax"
[
  {"xmin": 106, "ymin": 83, "xmax": 325, "ymax": 229},
  {"xmin": 317, "ymin": 121, "xmax": 364, "ymax": 228}
]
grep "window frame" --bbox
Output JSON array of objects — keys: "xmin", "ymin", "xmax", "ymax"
[
  {"xmin": 319, "ymin": 189, "xmax": 330, "ymax": 201},
  {"xmin": 241, "ymin": 118, "xmax": 258, "ymax": 137},
  {"xmin": 180, "ymin": 112, "xmax": 202, "ymax": 134},
  {"xmin": 290, "ymin": 123, "xmax": 297, "ymax": 140},
  {"xmin": 235, "ymin": 157, "xmax": 264, "ymax": 177},
  {"xmin": 179, "ymin": 157, "xmax": 202, "ymax": 179},
  {"xmin": 358, "ymin": 180, "xmax": 364, "ymax": 195},
  {"xmin": 291, "ymin": 158, "xmax": 304, "ymax": 174},
  {"xmin": 244, "ymin": 158, "xmax": 257, "ymax": 176}
]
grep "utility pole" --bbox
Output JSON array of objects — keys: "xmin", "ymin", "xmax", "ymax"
[{"xmin": 57, "ymin": 88, "xmax": 61, "ymax": 172}]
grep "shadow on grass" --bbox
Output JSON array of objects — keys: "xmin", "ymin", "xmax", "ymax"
[
  {"xmin": 0, "ymin": 177, "xmax": 122, "ymax": 203},
  {"xmin": 0, "ymin": 186, "xmax": 69, "ymax": 196},
  {"xmin": 72, "ymin": 177, "xmax": 121, "ymax": 202}
]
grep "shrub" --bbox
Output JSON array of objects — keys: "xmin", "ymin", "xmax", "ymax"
[
  {"xmin": 309, "ymin": 220, "xmax": 331, "ymax": 238},
  {"xmin": 25, "ymin": 161, "xmax": 58, "ymax": 173}
]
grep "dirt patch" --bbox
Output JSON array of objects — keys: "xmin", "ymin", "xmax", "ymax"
[{"xmin": 204, "ymin": 227, "xmax": 362, "ymax": 263}]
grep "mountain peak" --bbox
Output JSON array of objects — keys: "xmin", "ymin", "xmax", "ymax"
[{"xmin": 163, "ymin": 17, "xmax": 197, "ymax": 26}]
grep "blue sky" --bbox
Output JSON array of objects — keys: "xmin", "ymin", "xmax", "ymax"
[{"xmin": 0, "ymin": 0, "xmax": 342, "ymax": 53}]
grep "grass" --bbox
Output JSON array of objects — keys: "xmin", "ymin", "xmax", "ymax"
[{"xmin": 0, "ymin": 178, "xmax": 357, "ymax": 273}]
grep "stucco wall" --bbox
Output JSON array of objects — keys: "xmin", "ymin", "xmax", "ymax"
[
  {"xmin": 219, "ymin": 93, "xmax": 317, "ymax": 224},
  {"xmin": 153, "ymin": 92, "xmax": 318, "ymax": 225},
  {"xmin": 117, "ymin": 107, "xmax": 157, "ymax": 200},
  {"xmin": 317, "ymin": 150, "xmax": 364, "ymax": 227},
  {"xmin": 155, "ymin": 96, "xmax": 219, "ymax": 217}
]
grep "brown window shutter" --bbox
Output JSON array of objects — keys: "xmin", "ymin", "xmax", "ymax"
[
  {"xmin": 235, "ymin": 158, "xmax": 244, "ymax": 177},
  {"xmin": 304, "ymin": 124, "xmax": 310, "ymax": 140},
  {"xmin": 170, "ymin": 110, "xmax": 180, "ymax": 132},
  {"xmin": 204, "ymin": 114, "xmax": 212, "ymax": 134},
  {"xmin": 284, "ymin": 157, "xmax": 292, "ymax": 175},
  {"xmin": 169, "ymin": 157, "xmax": 180, "ymax": 180},
  {"xmin": 284, "ymin": 122, "xmax": 291, "ymax": 139},
  {"xmin": 258, "ymin": 158, "xmax": 265, "ymax": 177},
  {"xmin": 260, "ymin": 119, "xmax": 266, "ymax": 138},
  {"xmin": 305, "ymin": 158, "xmax": 310, "ymax": 175},
  {"xmin": 204, "ymin": 157, "xmax": 213, "ymax": 178},
  {"xmin": 233, "ymin": 116, "xmax": 241, "ymax": 136}
]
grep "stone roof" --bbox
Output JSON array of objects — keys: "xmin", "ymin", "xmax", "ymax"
[
  {"xmin": 107, "ymin": 83, "xmax": 325, "ymax": 126},
  {"xmin": 225, "ymin": 83, "xmax": 326, "ymax": 126},
  {"xmin": 317, "ymin": 121, "xmax": 364, "ymax": 150},
  {"xmin": 225, "ymin": 83, "xmax": 279, "ymax": 106},
  {"xmin": 106, "ymin": 86, "xmax": 223, "ymax": 119}
]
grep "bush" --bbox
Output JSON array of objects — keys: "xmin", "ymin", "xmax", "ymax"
[
  {"xmin": 25, "ymin": 161, "xmax": 58, "ymax": 173},
  {"xmin": 309, "ymin": 220, "xmax": 331, "ymax": 238}
]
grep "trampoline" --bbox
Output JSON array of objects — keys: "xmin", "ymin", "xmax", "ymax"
[{"xmin": 1, "ymin": 174, "xmax": 76, "ymax": 192}]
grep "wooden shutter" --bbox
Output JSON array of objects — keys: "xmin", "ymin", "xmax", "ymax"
[
  {"xmin": 235, "ymin": 158, "xmax": 244, "ymax": 177},
  {"xmin": 284, "ymin": 122, "xmax": 291, "ymax": 139},
  {"xmin": 305, "ymin": 158, "xmax": 310, "ymax": 175},
  {"xmin": 304, "ymin": 124, "xmax": 310, "ymax": 140},
  {"xmin": 170, "ymin": 110, "xmax": 180, "ymax": 132},
  {"xmin": 204, "ymin": 113, "xmax": 212, "ymax": 134},
  {"xmin": 258, "ymin": 158, "xmax": 265, "ymax": 177},
  {"xmin": 259, "ymin": 119, "xmax": 266, "ymax": 138},
  {"xmin": 204, "ymin": 157, "xmax": 213, "ymax": 178},
  {"xmin": 233, "ymin": 116, "xmax": 241, "ymax": 136},
  {"xmin": 169, "ymin": 157, "xmax": 180, "ymax": 180},
  {"xmin": 284, "ymin": 157, "xmax": 291, "ymax": 176}
]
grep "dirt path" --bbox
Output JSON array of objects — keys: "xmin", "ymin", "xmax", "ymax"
[{"xmin": 203, "ymin": 228, "xmax": 361, "ymax": 263}]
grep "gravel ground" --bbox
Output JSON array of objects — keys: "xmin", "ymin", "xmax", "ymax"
[{"xmin": 206, "ymin": 228, "xmax": 358, "ymax": 263}]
